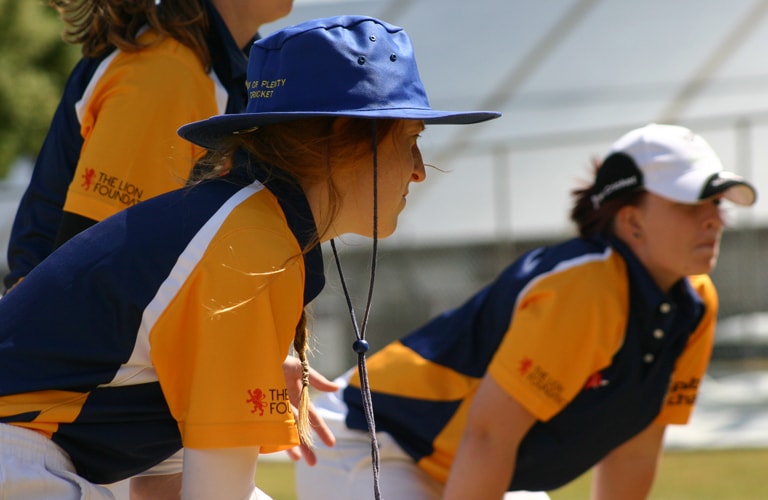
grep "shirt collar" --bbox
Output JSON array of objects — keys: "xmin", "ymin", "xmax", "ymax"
[
  {"xmin": 607, "ymin": 235, "xmax": 703, "ymax": 317},
  {"xmin": 204, "ymin": 0, "xmax": 258, "ymax": 100}
]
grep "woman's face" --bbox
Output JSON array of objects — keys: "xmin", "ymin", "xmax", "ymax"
[
  {"xmin": 621, "ymin": 193, "xmax": 725, "ymax": 291},
  {"xmin": 331, "ymin": 119, "xmax": 427, "ymax": 239}
]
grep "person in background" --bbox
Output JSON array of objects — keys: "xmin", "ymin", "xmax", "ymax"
[
  {"xmin": 0, "ymin": 15, "xmax": 500, "ymax": 500},
  {"xmin": 4, "ymin": 0, "xmax": 293, "ymax": 293},
  {"xmin": 3, "ymin": 1, "xmax": 295, "ymax": 497},
  {"xmin": 295, "ymin": 123, "xmax": 757, "ymax": 500}
]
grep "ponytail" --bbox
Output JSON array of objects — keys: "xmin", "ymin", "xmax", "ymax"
[{"xmin": 292, "ymin": 310, "xmax": 312, "ymax": 446}]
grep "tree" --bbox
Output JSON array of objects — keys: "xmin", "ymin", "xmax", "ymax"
[{"xmin": 0, "ymin": 0, "xmax": 79, "ymax": 178}]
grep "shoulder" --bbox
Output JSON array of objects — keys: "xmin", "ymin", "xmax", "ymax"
[
  {"xmin": 521, "ymin": 238, "xmax": 628, "ymax": 296},
  {"xmin": 83, "ymin": 34, "xmax": 212, "ymax": 110},
  {"xmin": 504, "ymin": 239, "xmax": 630, "ymax": 338},
  {"xmin": 108, "ymin": 30, "xmax": 207, "ymax": 79},
  {"xmin": 208, "ymin": 185, "xmax": 301, "ymax": 264}
]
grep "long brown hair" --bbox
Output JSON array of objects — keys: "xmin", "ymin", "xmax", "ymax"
[
  {"xmin": 570, "ymin": 158, "xmax": 646, "ymax": 239},
  {"xmin": 49, "ymin": 0, "xmax": 212, "ymax": 70},
  {"xmin": 195, "ymin": 117, "xmax": 401, "ymax": 240},
  {"xmin": 193, "ymin": 116, "xmax": 400, "ymax": 444}
]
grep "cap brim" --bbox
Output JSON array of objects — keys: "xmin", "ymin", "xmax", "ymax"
[
  {"xmin": 696, "ymin": 170, "xmax": 757, "ymax": 206},
  {"xmin": 178, "ymin": 109, "xmax": 501, "ymax": 150},
  {"xmin": 713, "ymin": 181, "xmax": 757, "ymax": 206}
]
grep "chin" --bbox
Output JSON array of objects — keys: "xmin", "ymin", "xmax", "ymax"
[
  {"xmin": 705, "ymin": 258, "xmax": 719, "ymax": 273},
  {"xmin": 688, "ymin": 259, "xmax": 717, "ymax": 276},
  {"xmin": 353, "ymin": 222, "xmax": 397, "ymax": 239}
]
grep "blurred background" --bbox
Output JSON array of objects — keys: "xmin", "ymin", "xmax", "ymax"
[{"xmin": 1, "ymin": 0, "xmax": 767, "ymax": 460}]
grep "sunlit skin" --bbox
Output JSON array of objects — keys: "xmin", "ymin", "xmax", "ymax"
[
  {"xmin": 211, "ymin": 0, "xmax": 295, "ymax": 48},
  {"xmin": 308, "ymin": 119, "xmax": 427, "ymax": 241},
  {"xmin": 616, "ymin": 193, "xmax": 726, "ymax": 292}
]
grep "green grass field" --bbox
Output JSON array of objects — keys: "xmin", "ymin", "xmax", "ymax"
[{"xmin": 256, "ymin": 447, "xmax": 768, "ymax": 499}]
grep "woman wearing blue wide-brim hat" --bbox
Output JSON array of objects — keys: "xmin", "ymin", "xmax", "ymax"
[{"xmin": 0, "ymin": 15, "xmax": 498, "ymax": 500}]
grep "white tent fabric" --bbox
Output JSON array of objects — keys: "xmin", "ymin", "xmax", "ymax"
[{"xmin": 264, "ymin": 0, "xmax": 768, "ymax": 244}]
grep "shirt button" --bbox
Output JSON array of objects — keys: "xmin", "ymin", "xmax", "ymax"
[
  {"xmin": 643, "ymin": 353, "xmax": 655, "ymax": 363},
  {"xmin": 653, "ymin": 329, "xmax": 664, "ymax": 339},
  {"xmin": 659, "ymin": 303, "xmax": 671, "ymax": 313}
]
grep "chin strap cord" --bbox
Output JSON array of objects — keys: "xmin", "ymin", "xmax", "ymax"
[{"xmin": 330, "ymin": 120, "xmax": 382, "ymax": 499}]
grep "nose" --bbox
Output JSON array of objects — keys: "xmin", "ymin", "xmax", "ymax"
[
  {"xmin": 411, "ymin": 145, "xmax": 426, "ymax": 183},
  {"xmin": 703, "ymin": 199, "xmax": 726, "ymax": 229}
]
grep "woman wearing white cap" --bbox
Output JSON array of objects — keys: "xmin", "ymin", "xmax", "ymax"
[
  {"xmin": 296, "ymin": 123, "xmax": 757, "ymax": 500},
  {"xmin": 0, "ymin": 16, "xmax": 499, "ymax": 500}
]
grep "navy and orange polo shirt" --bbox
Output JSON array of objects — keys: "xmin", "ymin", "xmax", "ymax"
[
  {"xmin": 5, "ymin": 0, "xmax": 254, "ymax": 290},
  {"xmin": 345, "ymin": 236, "xmax": 716, "ymax": 491},
  {"xmin": 0, "ymin": 156, "xmax": 324, "ymax": 484}
]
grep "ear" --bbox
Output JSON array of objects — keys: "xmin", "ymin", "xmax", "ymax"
[{"xmin": 615, "ymin": 204, "xmax": 643, "ymax": 241}]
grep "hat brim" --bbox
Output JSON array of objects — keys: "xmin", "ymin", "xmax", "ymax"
[
  {"xmin": 178, "ymin": 109, "xmax": 501, "ymax": 150},
  {"xmin": 707, "ymin": 180, "xmax": 757, "ymax": 206}
]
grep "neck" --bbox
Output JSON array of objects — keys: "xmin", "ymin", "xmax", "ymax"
[
  {"xmin": 302, "ymin": 182, "xmax": 335, "ymax": 243},
  {"xmin": 210, "ymin": 0, "xmax": 262, "ymax": 49},
  {"xmin": 616, "ymin": 234, "xmax": 680, "ymax": 293}
]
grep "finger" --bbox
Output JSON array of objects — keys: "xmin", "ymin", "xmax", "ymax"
[
  {"xmin": 307, "ymin": 367, "xmax": 340, "ymax": 392},
  {"xmin": 298, "ymin": 443, "xmax": 317, "ymax": 466},
  {"xmin": 285, "ymin": 446, "xmax": 302, "ymax": 462},
  {"xmin": 308, "ymin": 404, "xmax": 336, "ymax": 447}
]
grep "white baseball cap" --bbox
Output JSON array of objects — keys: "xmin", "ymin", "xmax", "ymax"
[{"xmin": 591, "ymin": 123, "xmax": 757, "ymax": 209}]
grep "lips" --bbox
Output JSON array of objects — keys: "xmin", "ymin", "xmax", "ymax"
[{"xmin": 694, "ymin": 239, "xmax": 719, "ymax": 256}]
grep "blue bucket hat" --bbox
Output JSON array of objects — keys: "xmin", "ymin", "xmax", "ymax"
[{"xmin": 178, "ymin": 15, "xmax": 501, "ymax": 150}]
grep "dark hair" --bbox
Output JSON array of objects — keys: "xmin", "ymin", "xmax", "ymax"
[
  {"xmin": 49, "ymin": 0, "xmax": 212, "ymax": 71},
  {"xmin": 570, "ymin": 157, "xmax": 646, "ymax": 238},
  {"xmin": 193, "ymin": 117, "xmax": 401, "ymax": 240}
]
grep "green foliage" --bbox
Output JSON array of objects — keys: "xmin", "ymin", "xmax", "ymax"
[{"xmin": 0, "ymin": 0, "xmax": 80, "ymax": 178}]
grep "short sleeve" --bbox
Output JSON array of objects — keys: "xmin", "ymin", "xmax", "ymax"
[
  {"xmin": 149, "ymin": 199, "xmax": 305, "ymax": 453},
  {"xmin": 63, "ymin": 39, "xmax": 215, "ymax": 222},
  {"xmin": 488, "ymin": 254, "xmax": 629, "ymax": 421}
]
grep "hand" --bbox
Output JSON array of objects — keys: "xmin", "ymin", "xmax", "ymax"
[{"xmin": 282, "ymin": 356, "xmax": 339, "ymax": 465}]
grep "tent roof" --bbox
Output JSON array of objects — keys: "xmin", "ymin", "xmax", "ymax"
[{"xmin": 269, "ymin": 0, "xmax": 768, "ymax": 243}]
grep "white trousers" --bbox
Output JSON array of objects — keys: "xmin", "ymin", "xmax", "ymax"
[
  {"xmin": 0, "ymin": 423, "xmax": 115, "ymax": 500},
  {"xmin": 296, "ymin": 383, "xmax": 550, "ymax": 500},
  {"xmin": 0, "ymin": 424, "xmax": 276, "ymax": 500},
  {"xmin": 104, "ymin": 449, "xmax": 184, "ymax": 499}
]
